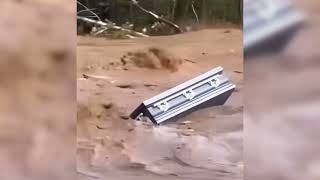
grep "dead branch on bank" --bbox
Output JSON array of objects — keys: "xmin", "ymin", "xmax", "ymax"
[
  {"xmin": 77, "ymin": 16, "xmax": 149, "ymax": 37},
  {"xmin": 77, "ymin": 1, "xmax": 101, "ymax": 21},
  {"xmin": 77, "ymin": 0, "xmax": 148, "ymax": 37},
  {"xmin": 131, "ymin": 0, "xmax": 183, "ymax": 33}
]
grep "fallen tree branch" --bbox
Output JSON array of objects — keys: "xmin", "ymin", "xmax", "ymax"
[
  {"xmin": 131, "ymin": 0, "xmax": 183, "ymax": 33},
  {"xmin": 92, "ymin": 27, "xmax": 109, "ymax": 36},
  {"xmin": 184, "ymin": 59, "xmax": 196, "ymax": 63},
  {"xmin": 77, "ymin": 8, "xmax": 98, "ymax": 15},
  {"xmin": 77, "ymin": 16, "xmax": 149, "ymax": 37},
  {"xmin": 77, "ymin": 1, "xmax": 101, "ymax": 21},
  {"xmin": 82, "ymin": 74, "xmax": 112, "ymax": 80}
]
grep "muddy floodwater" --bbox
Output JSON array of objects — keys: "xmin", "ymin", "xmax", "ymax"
[
  {"xmin": 77, "ymin": 29, "xmax": 243, "ymax": 180},
  {"xmin": 245, "ymin": 1, "xmax": 320, "ymax": 180}
]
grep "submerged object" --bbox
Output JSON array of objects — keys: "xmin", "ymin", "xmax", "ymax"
[
  {"xmin": 130, "ymin": 66, "xmax": 235, "ymax": 125},
  {"xmin": 244, "ymin": 0, "xmax": 304, "ymax": 54}
]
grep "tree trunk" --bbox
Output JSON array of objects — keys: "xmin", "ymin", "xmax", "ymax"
[
  {"xmin": 201, "ymin": 0, "xmax": 207, "ymax": 24},
  {"xmin": 172, "ymin": 0, "xmax": 177, "ymax": 21},
  {"xmin": 183, "ymin": 0, "xmax": 191, "ymax": 20}
]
